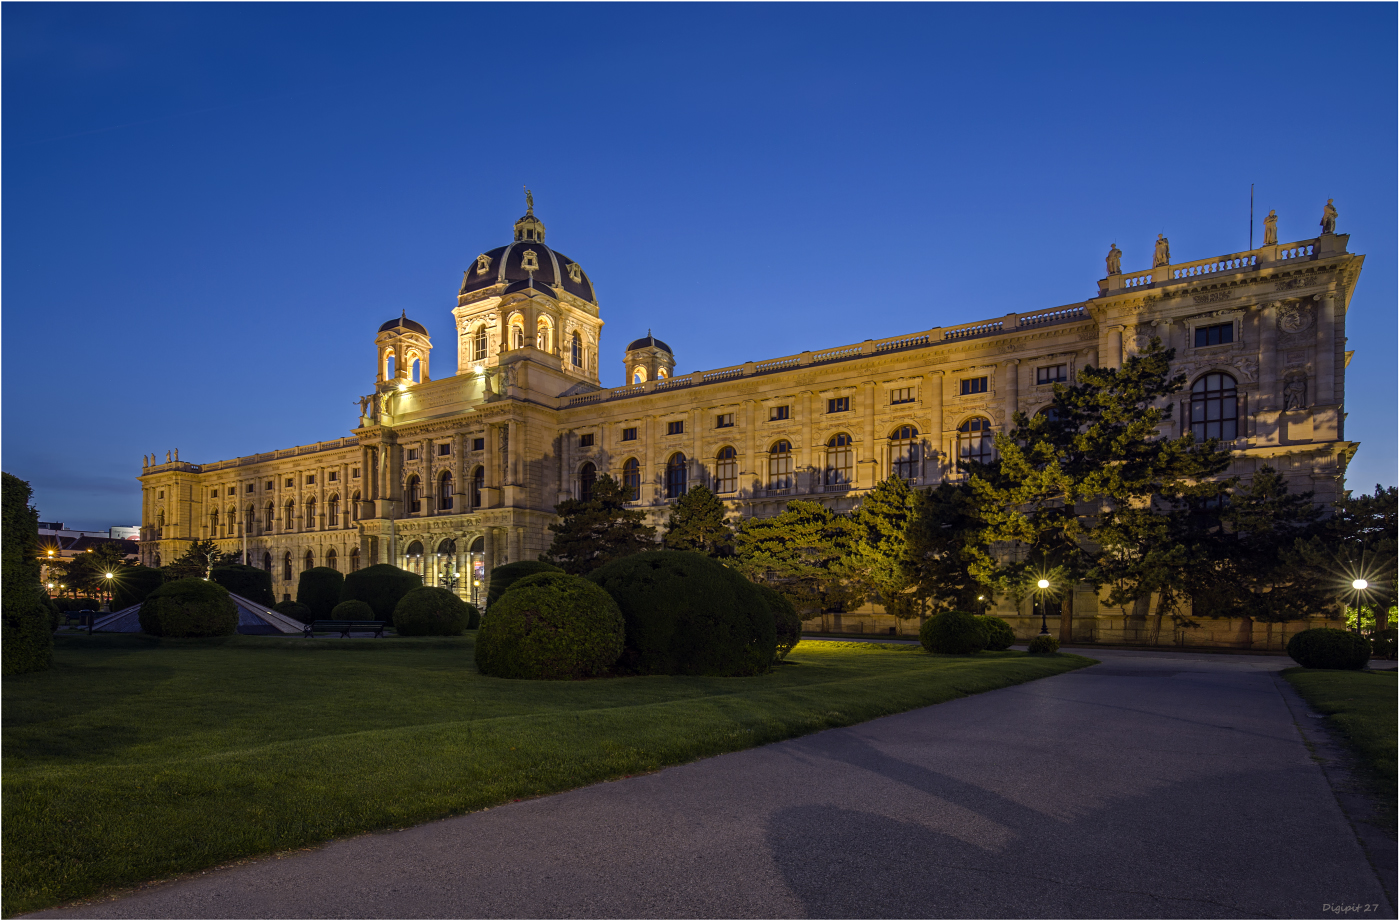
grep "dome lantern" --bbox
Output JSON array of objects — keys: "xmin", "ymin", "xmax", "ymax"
[{"xmin": 513, "ymin": 187, "xmax": 546, "ymax": 243}]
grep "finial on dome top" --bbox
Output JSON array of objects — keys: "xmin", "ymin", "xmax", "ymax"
[
  {"xmin": 514, "ymin": 189, "xmax": 547, "ymax": 243},
  {"xmin": 401, "ymin": 309, "xmax": 407, "ymax": 323},
  {"xmin": 524, "ymin": 186, "xmax": 534, "ymax": 213}
]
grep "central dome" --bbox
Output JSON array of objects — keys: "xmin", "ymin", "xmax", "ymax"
[{"xmin": 459, "ymin": 193, "xmax": 596, "ymax": 304}]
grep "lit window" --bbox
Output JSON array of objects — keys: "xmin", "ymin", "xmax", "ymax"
[
  {"xmin": 768, "ymin": 441, "xmax": 793, "ymax": 490},
  {"xmin": 1191, "ymin": 374, "xmax": 1238, "ymax": 442},
  {"xmin": 828, "ymin": 397, "xmax": 850, "ymax": 413},
  {"xmin": 667, "ymin": 420, "xmax": 685, "ymax": 436},
  {"xmin": 473, "ymin": 326, "xmax": 488, "ymax": 362},
  {"xmin": 960, "ymin": 377, "xmax": 988, "ymax": 395},
  {"xmin": 715, "ymin": 447, "xmax": 737, "ymax": 493},
  {"xmin": 622, "ymin": 427, "xmax": 638, "ymax": 442},
  {"xmin": 1037, "ymin": 364, "xmax": 1067, "ymax": 384},
  {"xmin": 665, "ymin": 453, "xmax": 688, "ymax": 499},
  {"xmin": 769, "ymin": 405, "xmax": 790, "ymax": 421},
  {"xmin": 622, "ymin": 458, "xmax": 641, "ymax": 501},
  {"xmin": 579, "ymin": 433, "xmax": 595, "ymax": 447},
  {"xmin": 825, "ymin": 434, "xmax": 853, "ymax": 487},
  {"xmin": 890, "ymin": 425, "xmax": 920, "ymax": 481},
  {"xmin": 716, "ymin": 413, "xmax": 734, "ymax": 428},
  {"xmin": 890, "ymin": 388, "xmax": 916, "ymax": 404},
  {"xmin": 1194, "ymin": 323, "xmax": 1234, "ymax": 347},
  {"xmin": 959, "ymin": 417, "xmax": 994, "ymax": 466}
]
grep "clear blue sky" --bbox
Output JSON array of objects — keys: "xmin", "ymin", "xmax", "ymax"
[{"xmin": 5, "ymin": 3, "xmax": 1395, "ymax": 530}]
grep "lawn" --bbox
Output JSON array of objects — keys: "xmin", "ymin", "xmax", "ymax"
[
  {"xmin": 1283, "ymin": 667, "xmax": 1397, "ymax": 827},
  {"xmin": 3, "ymin": 633, "xmax": 1092, "ymax": 916}
]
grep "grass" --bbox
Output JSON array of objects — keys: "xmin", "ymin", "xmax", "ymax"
[
  {"xmin": 1283, "ymin": 667, "xmax": 1397, "ymax": 827},
  {"xmin": 3, "ymin": 633, "xmax": 1092, "ymax": 916}
]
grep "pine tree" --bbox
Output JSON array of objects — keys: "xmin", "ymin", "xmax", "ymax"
[
  {"xmin": 844, "ymin": 475, "xmax": 920, "ymax": 618},
  {"xmin": 663, "ymin": 485, "xmax": 734, "ymax": 557},
  {"xmin": 905, "ymin": 480, "xmax": 989, "ymax": 614},
  {"xmin": 733, "ymin": 500, "xmax": 861, "ymax": 620},
  {"xmin": 543, "ymin": 473, "xmax": 657, "ymax": 574}
]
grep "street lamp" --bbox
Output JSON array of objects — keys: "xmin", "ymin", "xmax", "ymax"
[
  {"xmin": 1350, "ymin": 578, "xmax": 1371, "ymax": 635},
  {"xmin": 1036, "ymin": 578, "xmax": 1052, "ymax": 636}
]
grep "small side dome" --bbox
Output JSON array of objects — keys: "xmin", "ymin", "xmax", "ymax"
[
  {"xmin": 379, "ymin": 312, "xmax": 428, "ymax": 336},
  {"xmin": 627, "ymin": 331, "xmax": 672, "ymax": 354}
]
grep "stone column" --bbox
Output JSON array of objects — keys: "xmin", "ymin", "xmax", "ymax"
[
  {"xmin": 927, "ymin": 370, "xmax": 944, "ymax": 482},
  {"xmin": 798, "ymin": 390, "xmax": 814, "ymax": 493},
  {"xmin": 642, "ymin": 414, "xmax": 657, "ymax": 504},
  {"xmin": 1316, "ymin": 293, "xmax": 1336, "ymax": 404},
  {"xmin": 1105, "ymin": 326, "xmax": 1124, "ymax": 371},
  {"xmin": 1258, "ymin": 303, "xmax": 1278, "ymax": 410},
  {"xmin": 1002, "ymin": 359, "xmax": 1020, "ymax": 431}
]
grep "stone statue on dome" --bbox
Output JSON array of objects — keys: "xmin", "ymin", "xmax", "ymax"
[{"xmin": 1105, "ymin": 243, "xmax": 1122, "ymax": 276}]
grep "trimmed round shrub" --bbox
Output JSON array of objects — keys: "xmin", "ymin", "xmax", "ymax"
[
  {"xmin": 587, "ymin": 551, "xmax": 777, "ymax": 677},
  {"xmin": 210, "ymin": 564, "xmax": 275, "ymax": 606},
  {"xmin": 330, "ymin": 599, "xmax": 375, "ymax": 621},
  {"xmin": 975, "ymin": 614, "xmax": 1016, "ymax": 651},
  {"xmin": 464, "ymin": 603, "xmax": 481, "ymax": 630},
  {"xmin": 297, "ymin": 567, "xmax": 345, "ymax": 620},
  {"xmin": 754, "ymin": 583, "xmax": 803, "ymax": 661},
  {"xmin": 138, "ymin": 579, "xmax": 237, "ymax": 638},
  {"xmin": 1287, "ymin": 628, "xmax": 1371, "ymax": 670},
  {"xmin": 393, "ymin": 587, "xmax": 471, "ymax": 636},
  {"xmin": 920, "ymin": 610, "xmax": 987, "ymax": 655},
  {"xmin": 339, "ymin": 564, "xmax": 422, "ymax": 621},
  {"xmin": 273, "ymin": 600, "xmax": 313, "ymax": 624},
  {"xmin": 486, "ymin": 560, "xmax": 563, "ymax": 608},
  {"xmin": 74, "ymin": 598, "xmax": 102, "ymax": 612},
  {"xmin": 475, "ymin": 571, "xmax": 624, "ymax": 679},
  {"xmin": 112, "ymin": 565, "xmax": 166, "ymax": 610},
  {"xmin": 1027, "ymin": 634, "xmax": 1061, "ymax": 655}
]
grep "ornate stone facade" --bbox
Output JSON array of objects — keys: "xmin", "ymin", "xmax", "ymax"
[{"xmin": 138, "ymin": 205, "xmax": 1364, "ymax": 630}]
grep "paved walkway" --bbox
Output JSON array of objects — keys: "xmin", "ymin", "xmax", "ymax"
[{"xmin": 35, "ymin": 649, "xmax": 1394, "ymax": 919}]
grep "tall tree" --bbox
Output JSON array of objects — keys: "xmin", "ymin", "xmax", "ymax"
[
  {"xmin": 733, "ymin": 500, "xmax": 861, "ymax": 621},
  {"xmin": 905, "ymin": 480, "xmax": 989, "ymax": 614},
  {"xmin": 165, "ymin": 539, "xmax": 238, "ymax": 580},
  {"xmin": 543, "ymin": 473, "xmax": 656, "ymax": 574},
  {"xmin": 663, "ymin": 485, "xmax": 734, "ymax": 557},
  {"xmin": 2, "ymin": 472, "xmax": 52, "ymax": 675},
  {"xmin": 844, "ymin": 475, "xmax": 919, "ymax": 618}
]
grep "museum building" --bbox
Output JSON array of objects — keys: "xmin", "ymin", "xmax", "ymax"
[{"xmin": 137, "ymin": 199, "xmax": 1364, "ymax": 639}]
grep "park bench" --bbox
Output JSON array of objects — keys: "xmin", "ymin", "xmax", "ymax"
[{"xmin": 302, "ymin": 620, "xmax": 389, "ymax": 638}]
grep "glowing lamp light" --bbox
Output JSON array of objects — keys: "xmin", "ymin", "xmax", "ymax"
[
  {"xmin": 105, "ymin": 573, "xmax": 114, "ymax": 579},
  {"xmin": 397, "ymin": 383, "xmax": 409, "ymax": 392},
  {"xmin": 1037, "ymin": 579, "xmax": 1050, "ymax": 589},
  {"xmin": 1352, "ymin": 579, "xmax": 1369, "ymax": 591}
]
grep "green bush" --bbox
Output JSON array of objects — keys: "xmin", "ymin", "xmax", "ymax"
[
  {"xmin": 1287, "ymin": 628, "xmax": 1371, "ymax": 670},
  {"xmin": 330, "ymin": 599, "xmax": 376, "ymax": 621},
  {"xmin": 2, "ymin": 472, "xmax": 52, "ymax": 675},
  {"xmin": 393, "ymin": 587, "xmax": 471, "ymax": 636},
  {"xmin": 486, "ymin": 560, "xmax": 563, "ymax": 608},
  {"xmin": 74, "ymin": 598, "xmax": 102, "ymax": 612},
  {"xmin": 273, "ymin": 600, "xmax": 313, "ymax": 624},
  {"xmin": 754, "ymin": 583, "xmax": 803, "ymax": 661},
  {"xmin": 1027, "ymin": 634, "xmax": 1060, "ymax": 655},
  {"xmin": 475, "ymin": 571, "xmax": 625, "ymax": 679},
  {"xmin": 297, "ymin": 567, "xmax": 345, "ymax": 620},
  {"xmin": 919, "ymin": 610, "xmax": 987, "ymax": 655},
  {"xmin": 464, "ymin": 603, "xmax": 481, "ymax": 630},
  {"xmin": 1368, "ymin": 627, "xmax": 1396, "ymax": 660},
  {"xmin": 339, "ymin": 564, "xmax": 422, "ymax": 621},
  {"xmin": 138, "ymin": 579, "xmax": 238, "ymax": 638},
  {"xmin": 210, "ymin": 564, "xmax": 275, "ymax": 606},
  {"xmin": 588, "ymin": 550, "xmax": 776, "ymax": 677},
  {"xmin": 975, "ymin": 614, "xmax": 1016, "ymax": 651},
  {"xmin": 112, "ymin": 565, "xmax": 165, "ymax": 610}
]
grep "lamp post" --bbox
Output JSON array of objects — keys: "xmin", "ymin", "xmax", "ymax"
[
  {"xmin": 1351, "ymin": 578, "xmax": 1369, "ymax": 634},
  {"xmin": 1036, "ymin": 578, "xmax": 1052, "ymax": 636}
]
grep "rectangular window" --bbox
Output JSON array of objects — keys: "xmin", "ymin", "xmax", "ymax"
[
  {"xmin": 1037, "ymin": 364, "xmax": 1067, "ymax": 384},
  {"xmin": 579, "ymin": 433, "xmax": 595, "ymax": 447},
  {"xmin": 828, "ymin": 397, "xmax": 850, "ymax": 413},
  {"xmin": 406, "ymin": 449, "xmax": 419, "ymax": 461},
  {"xmin": 716, "ymin": 413, "xmax": 734, "ymax": 428},
  {"xmin": 667, "ymin": 420, "xmax": 685, "ymax": 436},
  {"xmin": 329, "ymin": 471, "xmax": 338, "ymax": 482},
  {"xmin": 285, "ymin": 478, "xmax": 294, "ymax": 488},
  {"xmin": 305, "ymin": 475, "xmax": 315, "ymax": 485},
  {"xmin": 472, "ymin": 437, "xmax": 485, "ymax": 452},
  {"xmin": 960, "ymin": 376, "xmax": 988, "ymax": 395},
  {"xmin": 158, "ymin": 490, "xmax": 164, "ymax": 499},
  {"xmin": 769, "ymin": 405, "xmax": 790, "ymax": 421},
  {"xmin": 437, "ymin": 444, "xmax": 451, "ymax": 456},
  {"xmin": 1194, "ymin": 323, "xmax": 1234, "ymax": 347},
  {"xmin": 211, "ymin": 489, "xmax": 219, "ymax": 498},
  {"xmin": 622, "ymin": 427, "xmax": 638, "ymax": 442},
  {"xmin": 265, "ymin": 480, "xmax": 274, "ymax": 490},
  {"xmin": 890, "ymin": 388, "xmax": 916, "ymax": 405},
  {"xmin": 350, "ymin": 469, "xmax": 359, "ymax": 479},
  {"xmin": 227, "ymin": 487, "xmax": 236, "ymax": 496},
  {"xmin": 246, "ymin": 483, "xmax": 255, "ymax": 493}
]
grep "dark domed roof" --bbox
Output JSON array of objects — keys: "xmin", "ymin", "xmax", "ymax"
[
  {"xmin": 379, "ymin": 313, "xmax": 428, "ymax": 335},
  {"xmin": 627, "ymin": 332, "xmax": 672, "ymax": 354},
  {"xmin": 459, "ymin": 240, "xmax": 597, "ymax": 304}
]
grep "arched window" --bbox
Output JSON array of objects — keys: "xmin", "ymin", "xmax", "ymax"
[
  {"xmin": 1191, "ymin": 373, "xmax": 1238, "ymax": 442},
  {"xmin": 304, "ymin": 549, "xmax": 314, "ymax": 572},
  {"xmin": 227, "ymin": 506, "xmax": 237, "ymax": 536},
  {"xmin": 1036, "ymin": 405, "xmax": 1064, "ymax": 423},
  {"xmin": 157, "ymin": 510, "xmax": 165, "ymax": 530},
  {"xmin": 153, "ymin": 552, "xmax": 162, "ymax": 568},
  {"xmin": 386, "ymin": 352, "xmax": 397, "ymax": 379},
  {"xmin": 328, "ymin": 495, "xmax": 340, "ymax": 527},
  {"xmin": 715, "ymin": 447, "xmax": 737, "ymax": 494},
  {"xmin": 665, "ymin": 453, "xmax": 687, "ymax": 499},
  {"xmin": 210, "ymin": 509, "xmax": 219, "ymax": 533},
  {"xmin": 657, "ymin": 367, "xmax": 668, "ymax": 379},
  {"xmin": 438, "ymin": 471, "xmax": 454, "ymax": 510},
  {"xmin": 768, "ymin": 441, "xmax": 793, "ymax": 491},
  {"xmin": 351, "ymin": 492, "xmax": 361, "ymax": 521},
  {"xmin": 264, "ymin": 502, "xmax": 275, "ymax": 532},
  {"xmin": 408, "ymin": 352, "xmax": 422, "ymax": 383},
  {"xmin": 509, "ymin": 315, "xmax": 525, "ymax": 350},
  {"xmin": 283, "ymin": 552, "xmax": 293, "ymax": 581},
  {"xmin": 262, "ymin": 551, "xmax": 272, "ymax": 573},
  {"xmin": 350, "ymin": 547, "xmax": 361, "ymax": 572},
  {"xmin": 406, "ymin": 475, "xmax": 421, "ymax": 513},
  {"xmin": 285, "ymin": 500, "xmax": 295, "ymax": 531},
  {"xmin": 571, "ymin": 332, "xmax": 582, "ymax": 367},
  {"xmin": 579, "ymin": 462, "xmax": 597, "ymax": 501},
  {"xmin": 959, "ymin": 417, "xmax": 994, "ymax": 466},
  {"xmin": 245, "ymin": 505, "xmax": 255, "ymax": 534},
  {"xmin": 632, "ymin": 366, "xmax": 647, "ymax": 384},
  {"xmin": 622, "ymin": 458, "xmax": 641, "ymax": 501},
  {"xmin": 473, "ymin": 325, "xmax": 488, "ymax": 362},
  {"xmin": 306, "ymin": 497, "xmax": 317, "ymax": 531},
  {"xmin": 891, "ymin": 425, "xmax": 920, "ymax": 481},
  {"xmin": 326, "ymin": 548, "xmax": 338, "ymax": 571},
  {"xmin": 405, "ymin": 540, "xmax": 424, "ymax": 575},
  {"xmin": 471, "ymin": 466, "xmax": 484, "ymax": 509},
  {"xmin": 826, "ymin": 434, "xmax": 854, "ymax": 487},
  {"xmin": 536, "ymin": 317, "xmax": 553, "ymax": 352}
]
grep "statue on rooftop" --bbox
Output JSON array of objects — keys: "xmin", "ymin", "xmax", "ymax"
[
  {"xmin": 1105, "ymin": 243, "xmax": 1122, "ymax": 276},
  {"xmin": 1152, "ymin": 234, "xmax": 1171, "ymax": 267},
  {"xmin": 1320, "ymin": 199, "xmax": 1337, "ymax": 234},
  {"xmin": 166, "ymin": 451, "xmax": 172, "ymax": 463},
  {"xmin": 1263, "ymin": 209, "xmax": 1278, "ymax": 246}
]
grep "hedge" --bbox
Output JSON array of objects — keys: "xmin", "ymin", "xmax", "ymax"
[
  {"xmin": 1027, "ymin": 634, "xmax": 1060, "ymax": 655},
  {"xmin": 1287, "ymin": 628, "xmax": 1371, "ymax": 670},
  {"xmin": 485, "ymin": 560, "xmax": 563, "ymax": 608},
  {"xmin": 2, "ymin": 472, "xmax": 51, "ymax": 675},
  {"xmin": 330, "ymin": 599, "xmax": 375, "ymax": 621},
  {"xmin": 210, "ymin": 564, "xmax": 275, "ymax": 606},
  {"xmin": 920, "ymin": 610, "xmax": 987, "ymax": 655},
  {"xmin": 339, "ymin": 564, "xmax": 422, "ymax": 621},
  {"xmin": 112, "ymin": 565, "xmax": 166, "ymax": 610},
  {"xmin": 393, "ymin": 587, "xmax": 471, "ymax": 636},
  {"xmin": 475, "ymin": 571, "xmax": 625, "ymax": 679},
  {"xmin": 273, "ymin": 600, "xmax": 313, "ymax": 624},
  {"xmin": 975, "ymin": 614, "xmax": 1016, "ymax": 651},
  {"xmin": 754, "ymin": 583, "xmax": 803, "ymax": 661},
  {"xmin": 138, "ymin": 579, "xmax": 238, "ymax": 638},
  {"xmin": 587, "ymin": 550, "xmax": 776, "ymax": 677}
]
